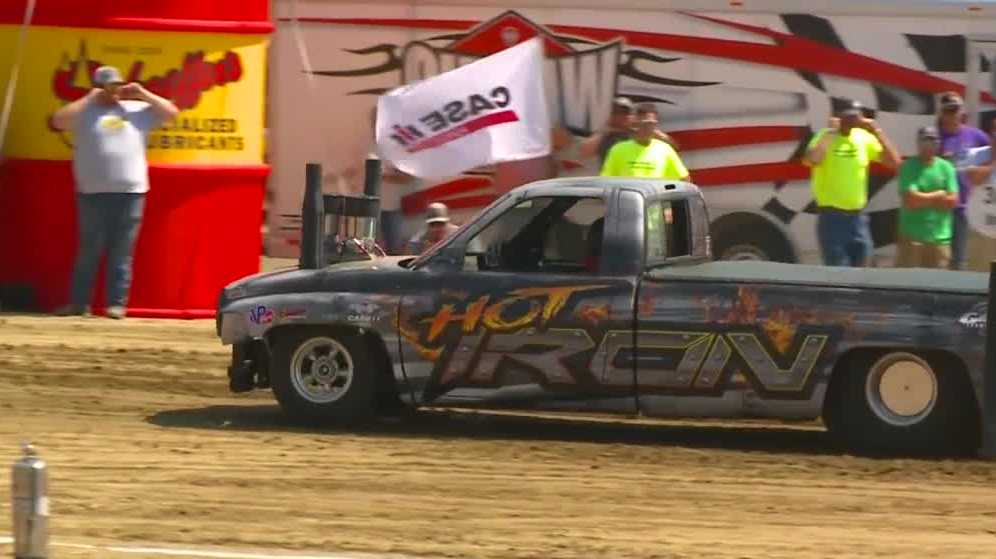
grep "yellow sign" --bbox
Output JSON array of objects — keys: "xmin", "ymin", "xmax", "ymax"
[{"xmin": 0, "ymin": 26, "xmax": 267, "ymax": 164}]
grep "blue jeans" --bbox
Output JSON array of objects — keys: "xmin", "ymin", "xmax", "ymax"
[
  {"xmin": 69, "ymin": 193, "xmax": 145, "ymax": 308},
  {"xmin": 817, "ymin": 210, "xmax": 872, "ymax": 267},
  {"xmin": 950, "ymin": 209, "xmax": 967, "ymax": 270}
]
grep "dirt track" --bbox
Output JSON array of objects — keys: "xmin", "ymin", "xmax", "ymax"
[{"xmin": 2, "ymin": 314, "xmax": 996, "ymax": 558}]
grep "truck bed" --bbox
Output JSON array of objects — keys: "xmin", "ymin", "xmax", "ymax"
[{"xmin": 648, "ymin": 261, "xmax": 989, "ymax": 295}]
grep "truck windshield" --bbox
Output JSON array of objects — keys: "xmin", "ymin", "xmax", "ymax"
[{"xmin": 464, "ymin": 196, "xmax": 606, "ymax": 274}]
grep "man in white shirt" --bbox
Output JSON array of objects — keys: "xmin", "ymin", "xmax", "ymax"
[{"xmin": 50, "ymin": 65, "xmax": 178, "ymax": 318}]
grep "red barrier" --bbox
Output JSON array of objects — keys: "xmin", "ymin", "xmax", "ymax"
[
  {"xmin": 0, "ymin": 0, "xmax": 270, "ymax": 318},
  {"xmin": 0, "ymin": 159, "xmax": 267, "ymax": 316}
]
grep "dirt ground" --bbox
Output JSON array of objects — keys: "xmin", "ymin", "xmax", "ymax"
[{"xmin": 2, "ymin": 314, "xmax": 996, "ymax": 559}]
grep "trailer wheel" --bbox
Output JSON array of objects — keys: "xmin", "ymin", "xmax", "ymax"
[
  {"xmin": 828, "ymin": 350, "xmax": 977, "ymax": 455},
  {"xmin": 710, "ymin": 213, "xmax": 795, "ymax": 263},
  {"xmin": 270, "ymin": 328, "xmax": 375, "ymax": 425},
  {"xmin": 715, "ymin": 243, "xmax": 772, "ymax": 262}
]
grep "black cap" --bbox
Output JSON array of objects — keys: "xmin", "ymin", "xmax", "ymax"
[
  {"xmin": 612, "ymin": 96, "xmax": 635, "ymax": 113},
  {"xmin": 837, "ymin": 99, "xmax": 864, "ymax": 117},
  {"xmin": 940, "ymin": 92, "xmax": 964, "ymax": 109},
  {"xmin": 918, "ymin": 125, "xmax": 940, "ymax": 140}
]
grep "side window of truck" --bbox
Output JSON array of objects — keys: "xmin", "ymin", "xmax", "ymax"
[
  {"xmin": 464, "ymin": 196, "xmax": 606, "ymax": 274},
  {"xmin": 646, "ymin": 200, "xmax": 692, "ymax": 262}
]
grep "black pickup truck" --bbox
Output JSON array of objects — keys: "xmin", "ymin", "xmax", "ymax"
[{"xmin": 216, "ymin": 177, "xmax": 990, "ymax": 454}]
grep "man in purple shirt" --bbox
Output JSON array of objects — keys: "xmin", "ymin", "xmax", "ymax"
[{"xmin": 937, "ymin": 91, "xmax": 991, "ymax": 269}]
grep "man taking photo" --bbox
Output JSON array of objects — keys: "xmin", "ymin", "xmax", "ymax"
[
  {"xmin": 803, "ymin": 99, "xmax": 901, "ymax": 267},
  {"xmin": 579, "ymin": 97, "xmax": 635, "ymax": 167},
  {"xmin": 51, "ymin": 65, "xmax": 178, "ymax": 318}
]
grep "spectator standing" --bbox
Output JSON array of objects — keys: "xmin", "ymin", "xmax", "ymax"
[
  {"xmin": 600, "ymin": 104, "xmax": 689, "ymax": 180},
  {"xmin": 51, "ymin": 66, "xmax": 179, "ymax": 318},
  {"xmin": 803, "ymin": 99, "xmax": 901, "ymax": 267},
  {"xmin": 581, "ymin": 97, "xmax": 678, "ymax": 168},
  {"xmin": 937, "ymin": 91, "xmax": 991, "ymax": 270},
  {"xmin": 407, "ymin": 202, "xmax": 459, "ymax": 255},
  {"xmin": 895, "ymin": 126, "xmax": 958, "ymax": 268},
  {"xmin": 580, "ymin": 97, "xmax": 635, "ymax": 166}
]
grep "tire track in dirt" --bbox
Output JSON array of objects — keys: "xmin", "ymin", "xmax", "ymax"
[{"xmin": 2, "ymin": 314, "xmax": 996, "ymax": 559}]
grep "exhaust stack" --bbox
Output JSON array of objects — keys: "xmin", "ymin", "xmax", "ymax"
[{"xmin": 299, "ymin": 159, "xmax": 383, "ymax": 270}]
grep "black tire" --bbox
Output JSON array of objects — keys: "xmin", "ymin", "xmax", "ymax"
[
  {"xmin": 714, "ymin": 241, "xmax": 773, "ymax": 262},
  {"xmin": 710, "ymin": 215, "xmax": 795, "ymax": 263},
  {"xmin": 270, "ymin": 327, "xmax": 376, "ymax": 425},
  {"xmin": 825, "ymin": 350, "xmax": 978, "ymax": 455}
]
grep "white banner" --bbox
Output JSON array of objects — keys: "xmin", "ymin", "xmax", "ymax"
[{"xmin": 375, "ymin": 37, "xmax": 551, "ymax": 179}]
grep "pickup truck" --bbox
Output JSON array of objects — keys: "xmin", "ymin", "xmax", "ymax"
[{"xmin": 216, "ymin": 178, "xmax": 990, "ymax": 455}]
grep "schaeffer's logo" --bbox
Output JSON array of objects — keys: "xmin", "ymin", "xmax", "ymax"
[
  {"xmin": 52, "ymin": 41, "xmax": 243, "ymax": 110},
  {"xmin": 48, "ymin": 41, "xmax": 248, "ymax": 153}
]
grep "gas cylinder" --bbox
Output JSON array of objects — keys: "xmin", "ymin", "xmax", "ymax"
[{"xmin": 11, "ymin": 442, "xmax": 48, "ymax": 559}]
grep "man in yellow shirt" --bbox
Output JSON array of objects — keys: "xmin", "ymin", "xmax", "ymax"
[
  {"xmin": 803, "ymin": 99, "xmax": 901, "ymax": 267},
  {"xmin": 600, "ymin": 104, "xmax": 689, "ymax": 181}
]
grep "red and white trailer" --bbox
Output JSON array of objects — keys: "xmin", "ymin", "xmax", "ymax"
[{"xmin": 267, "ymin": 0, "xmax": 996, "ymax": 267}]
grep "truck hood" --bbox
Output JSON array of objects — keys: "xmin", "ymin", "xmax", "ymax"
[
  {"xmin": 650, "ymin": 261, "xmax": 989, "ymax": 295},
  {"xmin": 221, "ymin": 256, "xmax": 413, "ymax": 300}
]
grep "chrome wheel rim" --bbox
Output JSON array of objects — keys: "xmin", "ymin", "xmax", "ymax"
[
  {"xmin": 290, "ymin": 337, "xmax": 354, "ymax": 404},
  {"xmin": 865, "ymin": 353, "xmax": 937, "ymax": 427}
]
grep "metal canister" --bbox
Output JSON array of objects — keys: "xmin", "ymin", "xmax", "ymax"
[{"xmin": 11, "ymin": 443, "xmax": 48, "ymax": 559}]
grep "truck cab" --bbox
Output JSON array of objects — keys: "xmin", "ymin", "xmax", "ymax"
[
  {"xmin": 393, "ymin": 179, "xmax": 712, "ymax": 410},
  {"xmin": 414, "ymin": 179, "xmax": 710, "ymax": 277}
]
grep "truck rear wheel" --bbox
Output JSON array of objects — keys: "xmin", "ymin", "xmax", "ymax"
[
  {"xmin": 827, "ymin": 350, "xmax": 977, "ymax": 455},
  {"xmin": 270, "ymin": 327, "xmax": 375, "ymax": 425}
]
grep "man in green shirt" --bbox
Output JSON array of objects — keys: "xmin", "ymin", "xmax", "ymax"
[
  {"xmin": 895, "ymin": 126, "xmax": 959, "ymax": 268},
  {"xmin": 600, "ymin": 104, "xmax": 689, "ymax": 180},
  {"xmin": 803, "ymin": 99, "xmax": 901, "ymax": 267}
]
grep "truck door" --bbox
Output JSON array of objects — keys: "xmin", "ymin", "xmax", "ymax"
[
  {"xmin": 397, "ymin": 189, "xmax": 640, "ymax": 412},
  {"xmin": 621, "ymin": 195, "xmax": 751, "ymax": 417}
]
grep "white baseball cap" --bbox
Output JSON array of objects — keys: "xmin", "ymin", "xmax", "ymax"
[{"xmin": 93, "ymin": 65, "xmax": 125, "ymax": 86}]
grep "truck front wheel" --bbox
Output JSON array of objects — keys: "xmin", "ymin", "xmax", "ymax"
[
  {"xmin": 270, "ymin": 328, "xmax": 375, "ymax": 424},
  {"xmin": 826, "ymin": 350, "xmax": 978, "ymax": 455}
]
